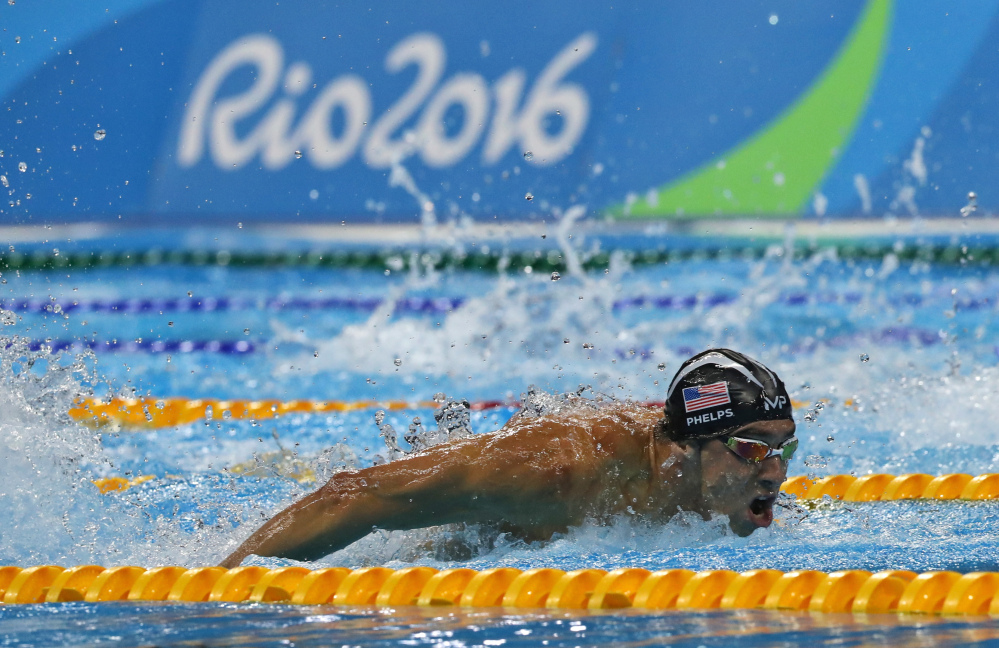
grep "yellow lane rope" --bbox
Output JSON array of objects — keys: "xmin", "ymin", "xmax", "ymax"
[
  {"xmin": 69, "ymin": 397, "xmax": 435, "ymax": 428},
  {"xmin": 70, "ymin": 397, "xmax": 835, "ymax": 429},
  {"xmin": 1, "ymin": 564, "xmax": 996, "ymax": 614},
  {"xmin": 92, "ymin": 472, "xmax": 999, "ymax": 502}
]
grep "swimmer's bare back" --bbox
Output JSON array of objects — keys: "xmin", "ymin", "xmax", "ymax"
[{"xmin": 220, "ymin": 404, "xmax": 681, "ymax": 567}]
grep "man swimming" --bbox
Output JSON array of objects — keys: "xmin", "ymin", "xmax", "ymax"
[{"xmin": 221, "ymin": 348, "xmax": 796, "ymax": 567}]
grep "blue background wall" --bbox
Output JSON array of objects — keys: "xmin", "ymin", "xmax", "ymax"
[{"xmin": 1, "ymin": 0, "xmax": 997, "ymax": 224}]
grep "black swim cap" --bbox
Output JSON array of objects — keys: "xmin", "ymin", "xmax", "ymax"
[{"xmin": 664, "ymin": 348, "xmax": 792, "ymax": 440}]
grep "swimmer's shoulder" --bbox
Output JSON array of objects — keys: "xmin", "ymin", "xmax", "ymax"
[{"xmin": 585, "ymin": 402, "xmax": 662, "ymax": 448}]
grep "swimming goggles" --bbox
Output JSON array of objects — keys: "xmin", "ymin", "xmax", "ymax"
[{"xmin": 723, "ymin": 436, "xmax": 798, "ymax": 463}]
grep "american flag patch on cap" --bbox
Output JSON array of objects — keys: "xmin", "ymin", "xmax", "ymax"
[{"xmin": 682, "ymin": 381, "xmax": 731, "ymax": 413}]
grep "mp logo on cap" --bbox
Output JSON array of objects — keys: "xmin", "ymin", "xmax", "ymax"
[{"xmin": 763, "ymin": 394, "xmax": 787, "ymax": 411}]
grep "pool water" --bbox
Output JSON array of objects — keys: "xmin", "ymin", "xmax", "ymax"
[
  {"xmin": 5, "ymin": 603, "xmax": 999, "ymax": 647},
  {"xmin": 3, "ymin": 226, "xmax": 999, "ymax": 645}
]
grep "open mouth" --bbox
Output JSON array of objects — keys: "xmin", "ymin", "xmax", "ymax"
[{"xmin": 748, "ymin": 495, "xmax": 777, "ymax": 527}]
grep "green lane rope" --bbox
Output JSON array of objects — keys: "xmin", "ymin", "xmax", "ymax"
[{"xmin": 0, "ymin": 243, "xmax": 993, "ymax": 273}]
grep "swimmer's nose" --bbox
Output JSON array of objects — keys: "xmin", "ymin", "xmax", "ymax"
[{"xmin": 757, "ymin": 456, "xmax": 786, "ymax": 492}]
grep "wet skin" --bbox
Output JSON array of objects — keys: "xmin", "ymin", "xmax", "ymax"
[{"xmin": 220, "ymin": 404, "xmax": 795, "ymax": 567}]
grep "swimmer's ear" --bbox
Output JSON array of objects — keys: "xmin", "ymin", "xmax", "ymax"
[{"xmin": 676, "ymin": 439, "xmax": 702, "ymax": 456}]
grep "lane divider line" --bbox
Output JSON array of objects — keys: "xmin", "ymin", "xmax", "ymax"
[
  {"xmin": 6, "ymin": 290, "xmax": 987, "ymax": 316},
  {"xmin": 13, "ymin": 339, "xmax": 256, "ymax": 355},
  {"xmin": 0, "ymin": 242, "xmax": 992, "ymax": 274},
  {"xmin": 90, "ymin": 472, "xmax": 999, "ymax": 500},
  {"xmin": 3, "ymin": 565, "xmax": 999, "ymax": 613},
  {"xmin": 71, "ymin": 397, "xmax": 516, "ymax": 428},
  {"xmin": 16, "ymin": 326, "xmax": 956, "ymax": 359},
  {"xmin": 69, "ymin": 397, "xmax": 844, "ymax": 429}
]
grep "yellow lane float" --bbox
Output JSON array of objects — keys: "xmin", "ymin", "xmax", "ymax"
[
  {"xmin": 2, "ymin": 565, "xmax": 999, "ymax": 615},
  {"xmin": 92, "ymin": 472, "xmax": 999, "ymax": 500},
  {"xmin": 69, "ymin": 396, "xmax": 833, "ymax": 429}
]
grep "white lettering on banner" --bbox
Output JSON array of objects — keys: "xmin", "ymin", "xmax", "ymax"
[
  {"xmin": 363, "ymin": 33, "xmax": 446, "ymax": 168},
  {"xmin": 177, "ymin": 31, "xmax": 596, "ymax": 172}
]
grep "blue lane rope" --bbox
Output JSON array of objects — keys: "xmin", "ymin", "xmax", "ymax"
[
  {"xmin": 15, "ymin": 339, "xmax": 256, "ymax": 354},
  {"xmin": 2, "ymin": 292, "xmax": 992, "ymax": 316},
  {"xmin": 5, "ymin": 326, "xmax": 960, "ymax": 356}
]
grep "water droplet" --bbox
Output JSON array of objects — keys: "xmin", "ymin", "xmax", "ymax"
[
  {"xmin": 8, "ymin": 1, "xmax": 15, "ymax": 5},
  {"xmin": 961, "ymin": 191, "xmax": 978, "ymax": 217},
  {"xmin": 374, "ymin": 410, "xmax": 385, "ymax": 425},
  {"xmin": 14, "ymin": 36, "xmax": 20, "ymax": 44},
  {"xmin": 93, "ymin": 128, "xmax": 106, "ymax": 141},
  {"xmin": 294, "ymin": 150, "xmax": 302, "ymax": 159},
  {"xmin": 237, "ymin": 222, "xmax": 243, "ymax": 228},
  {"xmin": 860, "ymin": 353, "xmax": 870, "ymax": 363},
  {"xmin": 187, "ymin": 291, "xmax": 193, "ymax": 297},
  {"xmin": 433, "ymin": 392, "xmax": 447, "ymax": 403},
  {"xmin": 167, "ymin": 321, "xmax": 174, "ymax": 327},
  {"xmin": 769, "ymin": 14, "xmax": 779, "ymax": 25},
  {"xmin": 657, "ymin": 363, "xmax": 666, "ymax": 371},
  {"xmin": 0, "ymin": 175, "xmax": 7, "ymax": 188},
  {"xmin": 17, "ymin": 162, "xmax": 26, "ymax": 172},
  {"xmin": 524, "ymin": 192, "xmax": 534, "ymax": 201},
  {"xmin": 243, "ymin": 328, "xmax": 250, "ymax": 335},
  {"xmin": 582, "ymin": 343, "xmax": 594, "ymax": 349},
  {"xmin": 523, "ymin": 151, "xmax": 534, "ymax": 161},
  {"xmin": 394, "ymin": 358, "xmax": 402, "ymax": 366},
  {"xmin": 826, "ymin": 435, "xmax": 835, "ymax": 442},
  {"xmin": 550, "ymin": 271, "xmax": 561, "ymax": 281},
  {"xmin": 563, "ymin": 338, "xmax": 570, "ymax": 344}
]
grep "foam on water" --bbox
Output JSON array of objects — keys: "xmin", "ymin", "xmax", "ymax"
[{"xmin": 0, "ymin": 310, "xmax": 115, "ymax": 563}]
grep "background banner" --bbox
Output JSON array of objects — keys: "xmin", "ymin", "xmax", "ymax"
[{"xmin": 1, "ymin": 0, "xmax": 997, "ymax": 224}]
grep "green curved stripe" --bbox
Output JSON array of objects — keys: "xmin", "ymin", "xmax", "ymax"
[{"xmin": 623, "ymin": 0, "xmax": 892, "ymax": 219}]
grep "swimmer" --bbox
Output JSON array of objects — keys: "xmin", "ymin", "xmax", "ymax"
[{"xmin": 221, "ymin": 348, "xmax": 796, "ymax": 567}]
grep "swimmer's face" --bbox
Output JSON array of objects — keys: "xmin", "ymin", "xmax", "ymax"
[{"xmin": 697, "ymin": 419, "xmax": 795, "ymax": 536}]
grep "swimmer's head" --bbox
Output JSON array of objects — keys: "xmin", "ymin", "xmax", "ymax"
[{"xmin": 664, "ymin": 348, "xmax": 792, "ymax": 440}]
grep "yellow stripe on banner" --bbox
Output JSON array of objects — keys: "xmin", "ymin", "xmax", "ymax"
[
  {"xmin": 69, "ymin": 397, "xmax": 841, "ymax": 429},
  {"xmin": 2, "ymin": 564, "xmax": 997, "ymax": 614}
]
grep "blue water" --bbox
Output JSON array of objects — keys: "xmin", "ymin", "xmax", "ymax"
[
  {"xmin": 3, "ymin": 230, "xmax": 999, "ymax": 645},
  {"xmin": 4, "ymin": 603, "xmax": 999, "ymax": 647}
]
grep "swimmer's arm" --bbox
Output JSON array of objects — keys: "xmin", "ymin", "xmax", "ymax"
[
  {"xmin": 220, "ymin": 449, "xmax": 476, "ymax": 566},
  {"xmin": 220, "ymin": 427, "xmax": 588, "ymax": 566}
]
